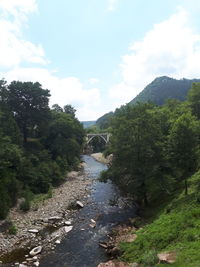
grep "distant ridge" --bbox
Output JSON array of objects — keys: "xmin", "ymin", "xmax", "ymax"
[
  {"xmin": 129, "ymin": 76, "xmax": 200, "ymax": 105},
  {"xmin": 81, "ymin": 121, "xmax": 96, "ymax": 128},
  {"xmin": 95, "ymin": 76, "xmax": 200, "ymax": 129}
]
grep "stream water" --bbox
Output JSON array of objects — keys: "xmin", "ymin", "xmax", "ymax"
[{"xmin": 40, "ymin": 155, "xmax": 136, "ymax": 267}]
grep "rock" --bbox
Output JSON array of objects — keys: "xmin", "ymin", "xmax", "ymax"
[
  {"xmin": 89, "ymin": 219, "xmax": 96, "ymax": 228},
  {"xmin": 28, "ymin": 229, "xmax": 39, "ymax": 234},
  {"xmin": 97, "ymin": 261, "xmax": 129, "ymax": 267},
  {"xmin": 19, "ymin": 264, "xmax": 27, "ymax": 267},
  {"xmin": 33, "ymin": 256, "xmax": 38, "ymax": 261},
  {"xmin": 76, "ymin": 201, "xmax": 84, "ymax": 208},
  {"xmin": 26, "ymin": 258, "xmax": 34, "ymax": 262},
  {"xmin": 157, "ymin": 251, "xmax": 176, "ymax": 264},
  {"xmin": 64, "ymin": 220, "xmax": 72, "ymax": 226},
  {"xmin": 29, "ymin": 246, "xmax": 42, "ymax": 256},
  {"xmin": 64, "ymin": 226, "xmax": 73, "ymax": 233},
  {"xmin": 55, "ymin": 240, "xmax": 61, "ymax": 244},
  {"xmin": 48, "ymin": 216, "xmax": 62, "ymax": 221},
  {"xmin": 33, "ymin": 261, "xmax": 40, "ymax": 267},
  {"xmin": 99, "ymin": 242, "xmax": 108, "ymax": 249},
  {"xmin": 43, "ymin": 218, "xmax": 49, "ymax": 223}
]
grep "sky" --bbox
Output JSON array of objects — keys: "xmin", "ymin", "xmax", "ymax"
[{"xmin": 0, "ymin": 0, "xmax": 200, "ymax": 120}]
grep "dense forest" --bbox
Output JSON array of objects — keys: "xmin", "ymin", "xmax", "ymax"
[
  {"xmin": 101, "ymin": 82, "xmax": 200, "ymax": 266},
  {"xmin": 0, "ymin": 80, "xmax": 85, "ymax": 219},
  {"xmin": 103, "ymin": 82, "xmax": 200, "ymax": 205}
]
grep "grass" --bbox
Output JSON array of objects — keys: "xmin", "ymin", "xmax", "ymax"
[{"xmin": 119, "ymin": 170, "xmax": 200, "ymax": 267}]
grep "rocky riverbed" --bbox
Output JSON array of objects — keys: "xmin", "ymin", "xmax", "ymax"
[{"xmin": 0, "ymin": 164, "xmax": 92, "ymax": 266}]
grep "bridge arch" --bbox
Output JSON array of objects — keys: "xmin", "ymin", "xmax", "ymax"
[{"xmin": 86, "ymin": 133, "xmax": 111, "ymax": 145}]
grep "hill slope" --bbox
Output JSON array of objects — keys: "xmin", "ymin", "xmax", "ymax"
[
  {"xmin": 129, "ymin": 76, "xmax": 200, "ymax": 105},
  {"xmin": 120, "ymin": 170, "xmax": 200, "ymax": 266}
]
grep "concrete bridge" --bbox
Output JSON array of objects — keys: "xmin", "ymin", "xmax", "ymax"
[{"xmin": 86, "ymin": 133, "xmax": 111, "ymax": 145}]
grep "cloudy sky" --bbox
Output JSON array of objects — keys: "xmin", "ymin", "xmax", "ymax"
[{"xmin": 1, "ymin": 0, "xmax": 200, "ymax": 120}]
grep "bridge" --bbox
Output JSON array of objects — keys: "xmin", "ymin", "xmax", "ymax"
[{"xmin": 86, "ymin": 133, "xmax": 111, "ymax": 145}]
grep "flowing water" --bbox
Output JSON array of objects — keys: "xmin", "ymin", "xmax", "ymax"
[{"xmin": 40, "ymin": 155, "xmax": 136, "ymax": 267}]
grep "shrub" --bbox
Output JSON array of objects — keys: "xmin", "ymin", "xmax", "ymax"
[
  {"xmin": 8, "ymin": 223, "xmax": 17, "ymax": 235},
  {"xmin": 20, "ymin": 198, "xmax": 30, "ymax": 212},
  {"xmin": 141, "ymin": 249, "xmax": 158, "ymax": 266}
]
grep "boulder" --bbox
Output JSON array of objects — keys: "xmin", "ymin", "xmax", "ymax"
[
  {"xmin": 157, "ymin": 251, "xmax": 176, "ymax": 264},
  {"xmin": 28, "ymin": 229, "xmax": 39, "ymax": 234},
  {"xmin": 55, "ymin": 240, "xmax": 61, "ymax": 244},
  {"xmin": 29, "ymin": 246, "xmax": 42, "ymax": 256},
  {"xmin": 76, "ymin": 201, "xmax": 84, "ymax": 208},
  {"xmin": 64, "ymin": 221, "xmax": 72, "ymax": 226},
  {"xmin": 89, "ymin": 219, "xmax": 96, "ymax": 228},
  {"xmin": 33, "ymin": 262, "xmax": 40, "ymax": 267},
  {"xmin": 64, "ymin": 226, "xmax": 73, "ymax": 233}
]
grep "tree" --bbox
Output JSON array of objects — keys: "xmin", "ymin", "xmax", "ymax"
[
  {"xmin": 187, "ymin": 82, "xmax": 200, "ymax": 119},
  {"xmin": 63, "ymin": 104, "xmax": 76, "ymax": 117},
  {"xmin": 108, "ymin": 103, "xmax": 165, "ymax": 205},
  {"xmin": 52, "ymin": 104, "xmax": 63, "ymax": 113},
  {"xmin": 6, "ymin": 81, "xmax": 50, "ymax": 143},
  {"xmin": 167, "ymin": 112, "xmax": 199, "ymax": 194}
]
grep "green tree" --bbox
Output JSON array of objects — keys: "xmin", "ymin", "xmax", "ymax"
[
  {"xmin": 5, "ymin": 81, "xmax": 50, "ymax": 143},
  {"xmin": 167, "ymin": 112, "xmax": 199, "ymax": 194},
  {"xmin": 108, "ymin": 103, "xmax": 165, "ymax": 205},
  {"xmin": 63, "ymin": 104, "xmax": 76, "ymax": 117},
  {"xmin": 187, "ymin": 82, "xmax": 200, "ymax": 119},
  {"xmin": 52, "ymin": 104, "xmax": 63, "ymax": 113}
]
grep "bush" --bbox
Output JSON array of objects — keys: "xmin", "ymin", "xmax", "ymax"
[
  {"xmin": 8, "ymin": 222, "xmax": 17, "ymax": 235},
  {"xmin": 20, "ymin": 198, "xmax": 30, "ymax": 212},
  {"xmin": 141, "ymin": 249, "xmax": 158, "ymax": 266}
]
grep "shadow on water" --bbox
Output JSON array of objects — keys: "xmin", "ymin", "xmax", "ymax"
[{"xmin": 40, "ymin": 155, "xmax": 136, "ymax": 267}]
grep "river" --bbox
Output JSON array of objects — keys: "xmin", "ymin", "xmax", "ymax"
[{"xmin": 39, "ymin": 155, "xmax": 136, "ymax": 267}]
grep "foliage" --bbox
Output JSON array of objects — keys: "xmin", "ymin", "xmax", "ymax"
[
  {"xmin": 0, "ymin": 79, "xmax": 85, "ymax": 219},
  {"xmin": 104, "ymin": 83, "xmax": 200, "ymax": 205},
  {"xmin": 8, "ymin": 222, "xmax": 17, "ymax": 235},
  {"xmin": 120, "ymin": 171, "xmax": 200, "ymax": 267}
]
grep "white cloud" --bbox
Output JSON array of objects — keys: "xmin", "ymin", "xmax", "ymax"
[
  {"xmin": 89, "ymin": 78, "xmax": 99, "ymax": 85},
  {"xmin": 2, "ymin": 67, "xmax": 102, "ymax": 120},
  {"xmin": 106, "ymin": 0, "xmax": 118, "ymax": 12},
  {"xmin": 0, "ymin": 0, "xmax": 47, "ymax": 68},
  {"xmin": 109, "ymin": 8, "xmax": 200, "ymax": 105}
]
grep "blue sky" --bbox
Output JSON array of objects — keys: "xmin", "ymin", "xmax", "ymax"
[{"xmin": 0, "ymin": 0, "xmax": 200, "ymax": 120}]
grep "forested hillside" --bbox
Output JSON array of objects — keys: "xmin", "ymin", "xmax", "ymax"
[
  {"xmin": 101, "ymin": 82, "xmax": 200, "ymax": 266},
  {"xmin": 130, "ymin": 76, "xmax": 200, "ymax": 105},
  {"xmin": 0, "ymin": 80, "xmax": 84, "ymax": 219},
  {"xmin": 95, "ymin": 76, "xmax": 200, "ymax": 131}
]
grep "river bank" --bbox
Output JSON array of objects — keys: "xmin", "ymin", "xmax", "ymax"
[
  {"xmin": 91, "ymin": 153, "xmax": 112, "ymax": 165},
  {"xmin": 0, "ymin": 165, "xmax": 92, "ymax": 265}
]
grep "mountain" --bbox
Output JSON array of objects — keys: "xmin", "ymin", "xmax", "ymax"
[
  {"xmin": 96, "ymin": 76, "xmax": 200, "ymax": 129},
  {"xmin": 81, "ymin": 121, "xmax": 96, "ymax": 128},
  {"xmin": 129, "ymin": 76, "xmax": 200, "ymax": 105},
  {"xmin": 96, "ymin": 111, "xmax": 114, "ymax": 129}
]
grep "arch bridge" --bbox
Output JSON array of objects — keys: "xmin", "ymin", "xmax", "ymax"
[{"xmin": 86, "ymin": 133, "xmax": 111, "ymax": 145}]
